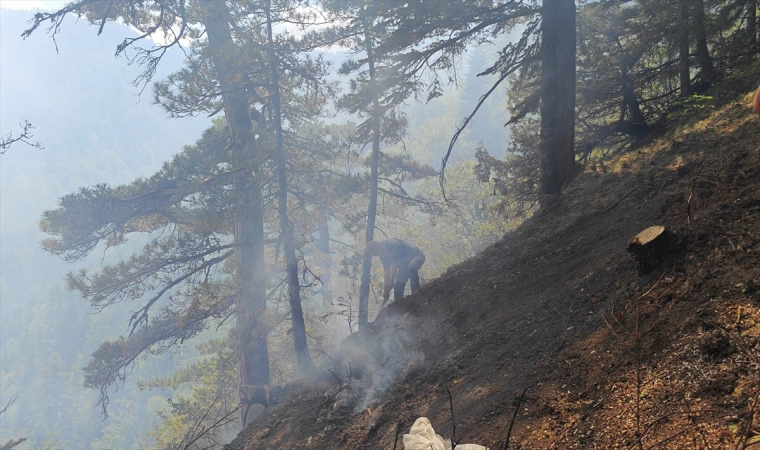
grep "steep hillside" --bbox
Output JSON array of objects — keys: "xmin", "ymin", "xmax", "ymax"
[{"xmin": 229, "ymin": 78, "xmax": 760, "ymax": 449}]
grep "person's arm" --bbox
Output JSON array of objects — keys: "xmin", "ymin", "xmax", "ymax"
[
  {"xmin": 381, "ymin": 257, "xmax": 393, "ymax": 301},
  {"xmin": 384, "ymin": 263, "xmax": 398, "ymax": 301},
  {"xmin": 754, "ymin": 85, "xmax": 760, "ymax": 116}
]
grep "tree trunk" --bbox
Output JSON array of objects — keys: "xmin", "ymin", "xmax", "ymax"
[
  {"xmin": 694, "ymin": 0, "xmax": 714, "ymax": 83},
  {"xmin": 621, "ymin": 69, "xmax": 646, "ymax": 126},
  {"xmin": 265, "ymin": 0, "xmax": 315, "ymax": 377},
  {"xmin": 358, "ymin": 19, "xmax": 381, "ymax": 330},
  {"xmin": 317, "ymin": 220, "xmax": 333, "ymax": 307},
  {"xmin": 539, "ymin": 0, "xmax": 576, "ymax": 199},
  {"xmin": 749, "ymin": 0, "xmax": 757, "ymax": 46},
  {"xmin": 615, "ymin": 41, "xmax": 649, "ymax": 137},
  {"xmin": 618, "ymin": 68, "xmax": 651, "ymax": 138},
  {"xmin": 199, "ymin": 0, "xmax": 270, "ymax": 429},
  {"xmin": 679, "ymin": 0, "xmax": 692, "ymax": 97}
]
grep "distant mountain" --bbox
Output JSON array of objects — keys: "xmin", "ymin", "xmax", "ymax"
[
  {"xmin": 0, "ymin": 8, "xmax": 209, "ymax": 317},
  {"xmin": 0, "ymin": 10, "xmax": 210, "ymax": 447}
]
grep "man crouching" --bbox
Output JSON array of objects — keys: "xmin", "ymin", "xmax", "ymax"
[{"xmin": 366, "ymin": 239, "xmax": 426, "ymax": 303}]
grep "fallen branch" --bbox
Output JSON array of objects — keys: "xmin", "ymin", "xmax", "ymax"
[
  {"xmin": 625, "ymin": 409, "xmax": 727, "ymax": 450},
  {"xmin": 643, "ymin": 426, "xmax": 693, "ymax": 449},
  {"xmin": 296, "ymin": 363, "xmax": 354, "ymax": 418},
  {"xmin": 602, "ymin": 187, "xmax": 638, "ymax": 213},
  {"xmin": 638, "ymin": 272, "xmax": 667, "ymax": 299}
]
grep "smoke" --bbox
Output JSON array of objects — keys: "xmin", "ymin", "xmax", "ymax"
[{"xmin": 325, "ymin": 312, "xmax": 425, "ymax": 414}]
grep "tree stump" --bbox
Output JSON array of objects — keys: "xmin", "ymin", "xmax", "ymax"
[{"xmin": 627, "ymin": 225, "xmax": 669, "ymax": 275}]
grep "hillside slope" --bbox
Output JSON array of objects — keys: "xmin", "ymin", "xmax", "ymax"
[{"xmin": 229, "ymin": 79, "xmax": 760, "ymax": 450}]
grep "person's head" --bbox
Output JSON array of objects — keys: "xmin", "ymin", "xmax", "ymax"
[{"xmin": 365, "ymin": 240, "xmax": 380, "ymax": 256}]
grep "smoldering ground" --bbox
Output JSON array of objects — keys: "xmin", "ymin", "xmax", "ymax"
[{"xmin": 315, "ymin": 309, "xmax": 443, "ymax": 416}]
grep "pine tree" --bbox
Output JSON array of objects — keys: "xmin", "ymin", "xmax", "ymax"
[
  {"xmin": 26, "ymin": 0, "xmax": 328, "ymax": 426},
  {"xmin": 538, "ymin": 0, "xmax": 576, "ymax": 197},
  {"xmin": 324, "ymin": 0, "xmax": 429, "ymax": 328}
]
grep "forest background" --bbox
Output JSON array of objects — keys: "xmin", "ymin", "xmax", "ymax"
[
  {"xmin": 0, "ymin": 3, "xmax": 512, "ymax": 448},
  {"xmin": 1, "ymin": 0, "xmax": 757, "ymax": 448}
]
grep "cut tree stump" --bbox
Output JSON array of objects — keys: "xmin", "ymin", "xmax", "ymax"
[{"xmin": 627, "ymin": 225, "xmax": 670, "ymax": 275}]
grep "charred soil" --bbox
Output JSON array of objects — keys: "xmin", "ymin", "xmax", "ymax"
[{"xmin": 229, "ymin": 78, "xmax": 760, "ymax": 449}]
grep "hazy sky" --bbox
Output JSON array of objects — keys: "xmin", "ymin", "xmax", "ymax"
[{"xmin": 0, "ymin": 1, "xmax": 67, "ymax": 11}]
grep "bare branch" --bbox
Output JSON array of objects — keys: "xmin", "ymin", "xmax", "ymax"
[
  {"xmin": 0, "ymin": 397, "xmax": 18, "ymax": 416},
  {"xmin": 128, "ymin": 249, "xmax": 234, "ymax": 335},
  {"xmin": 440, "ymin": 57, "xmax": 532, "ymax": 200},
  {"xmin": 22, "ymin": 0, "xmax": 190, "ymax": 90},
  {"xmin": 172, "ymin": 393, "xmax": 240, "ymax": 450},
  {"xmin": 1, "ymin": 120, "xmax": 43, "ymax": 154},
  {"xmin": 377, "ymin": 187, "xmax": 442, "ymax": 208},
  {"xmin": 0, "ymin": 398, "xmax": 26, "ymax": 450}
]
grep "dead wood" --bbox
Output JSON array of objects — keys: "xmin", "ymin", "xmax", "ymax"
[{"xmin": 0, "ymin": 438, "xmax": 27, "ymax": 450}]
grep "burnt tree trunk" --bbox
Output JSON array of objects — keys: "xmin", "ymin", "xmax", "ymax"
[
  {"xmin": 694, "ymin": 0, "xmax": 715, "ymax": 84},
  {"xmin": 199, "ymin": 0, "xmax": 270, "ymax": 428},
  {"xmin": 620, "ymin": 50, "xmax": 649, "ymax": 137},
  {"xmin": 358, "ymin": 16, "xmax": 381, "ymax": 330},
  {"xmin": 679, "ymin": 0, "xmax": 692, "ymax": 97},
  {"xmin": 264, "ymin": 0, "xmax": 315, "ymax": 376},
  {"xmin": 749, "ymin": 0, "xmax": 758, "ymax": 46},
  {"xmin": 318, "ymin": 220, "xmax": 333, "ymax": 307},
  {"xmin": 621, "ymin": 71, "xmax": 646, "ymax": 127},
  {"xmin": 614, "ymin": 36, "xmax": 649, "ymax": 137},
  {"xmin": 539, "ymin": 0, "xmax": 577, "ymax": 199}
]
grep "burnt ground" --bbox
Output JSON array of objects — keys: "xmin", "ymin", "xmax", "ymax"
[{"xmin": 228, "ymin": 79, "xmax": 760, "ymax": 449}]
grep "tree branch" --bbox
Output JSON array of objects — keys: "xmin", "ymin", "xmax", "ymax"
[
  {"xmin": 128, "ymin": 249, "xmax": 234, "ymax": 334},
  {"xmin": 0, "ymin": 120, "xmax": 43, "ymax": 154},
  {"xmin": 84, "ymin": 293, "xmax": 233, "ymax": 417}
]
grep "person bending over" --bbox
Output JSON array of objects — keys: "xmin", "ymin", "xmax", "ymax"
[{"xmin": 366, "ymin": 238, "xmax": 426, "ymax": 303}]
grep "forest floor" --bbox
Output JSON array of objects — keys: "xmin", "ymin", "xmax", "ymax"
[{"xmin": 228, "ymin": 72, "xmax": 760, "ymax": 449}]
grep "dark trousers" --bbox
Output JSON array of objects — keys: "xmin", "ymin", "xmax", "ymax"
[{"xmin": 393, "ymin": 252, "xmax": 426, "ymax": 302}]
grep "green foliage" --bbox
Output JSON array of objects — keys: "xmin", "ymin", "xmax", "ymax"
[
  {"xmin": 475, "ymin": 73, "xmax": 541, "ymax": 218},
  {"xmin": 38, "ymin": 431, "xmax": 65, "ymax": 450},
  {"xmin": 398, "ymin": 160, "xmax": 516, "ymax": 279},
  {"xmin": 0, "ymin": 285, "xmax": 172, "ymax": 450},
  {"xmin": 479, "ymin": 0, "xmax": 759, "ymax": 210},
  {"xmin": 666, "ymin": 94, "xmax": 716, "ymax": 120},
  {"xmin": 37, "ymin": 121, "xmax": 243, "ymax": 416},
  {"xmin": 1, "ymin": 8, "xmax": 216, "ymax": 450},
  {"xmin": 145, "ymin": 339, "xmax": 239, "ymax": 450}
]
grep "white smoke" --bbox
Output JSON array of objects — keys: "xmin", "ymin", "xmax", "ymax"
[{"xmin": 325, "ymin": 312, "xmax": 426, "ymax": 414}]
